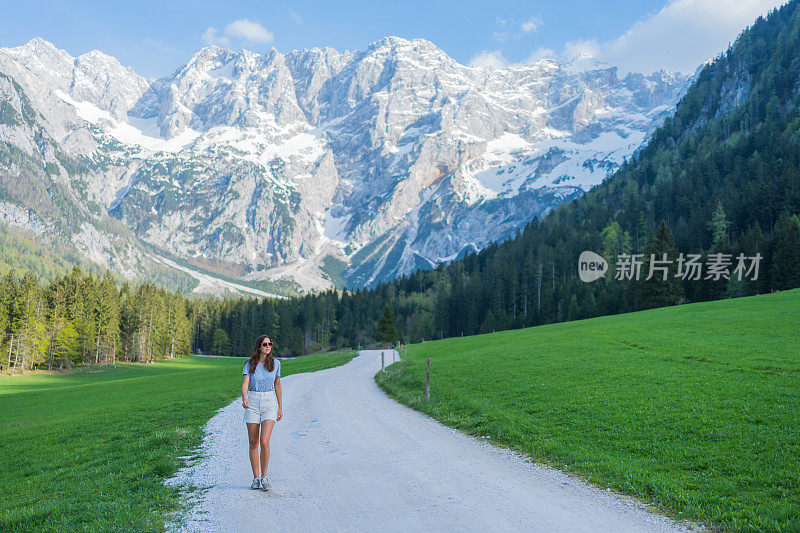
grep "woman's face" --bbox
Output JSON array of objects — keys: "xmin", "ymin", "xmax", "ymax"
[{"xmin": 260, "ymin": 337, "xmax": 273, "ymax": 356}]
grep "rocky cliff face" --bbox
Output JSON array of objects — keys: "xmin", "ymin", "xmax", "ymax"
[{"xmin": 0, "ymin": 37, "xmax": 689, "ymax": 293}]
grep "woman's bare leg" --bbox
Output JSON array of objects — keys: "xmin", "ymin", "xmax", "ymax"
[
  {"xmin": 259, "ymin": 420, "xmax": 276, "ymax": 477},
  {"xmin": 246, "ymin": 423, "xmax": 260, "ymax": 477}
]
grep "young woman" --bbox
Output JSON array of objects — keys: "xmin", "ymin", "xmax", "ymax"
[{"xmin": 241, "ymin": 334, "xmax": 283, "ymax": 491}]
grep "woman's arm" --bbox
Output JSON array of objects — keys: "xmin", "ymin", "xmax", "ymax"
[
  {"xmin": 241, "ymin": 374, "xmax": 250, "ymax": 408},
  {"xmin": 274, "ymin": 376, "xmax": 282, "ymax": 421}
]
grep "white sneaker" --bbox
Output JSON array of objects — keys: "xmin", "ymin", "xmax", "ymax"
[
  {"xmin": 260, "ymin": 476, "xmax": 271, "ymax": 491},
  {"xmin": 250, "ymin": 477, "xmax": 261, "ymax": 490}
]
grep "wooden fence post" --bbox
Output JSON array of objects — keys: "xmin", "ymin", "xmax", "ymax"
[
  {"xmin": 425, "ymin": 357, "xmax": 431, "ymax": 402},
  {"xmin": 381, "ymin": 351, "xmax": 385, "ymax": 372}
]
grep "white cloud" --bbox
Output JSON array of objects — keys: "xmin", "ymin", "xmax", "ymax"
[
  {"xmin": 562, "ymin": 39, "xmax": 601, "ymax": 61},
  {"xmin": 224, "ymin": 19, "xmax": 274, "ymax": 44},
  {"xmin": 201, "ymin": 19, "xmax": 274, "ymax": 48},
  {"xmin": 563, "ymin": 0, "xmax": 787, "ymax": 74},
  {"xmin": 491, "ymin": 31, "xmax": 510, "ymax": 43},
  {"xmin": 521, "ymin": 16, "xmax": 543, "ymax": 33},
  {"xmin": 468, "ymin": 48, "xmax": 555, "ymax": 69},
  {"xmin": 468, "ymin": 50, "xmax": 509, "ymax": 69},
  {"xmin": 525, "ymin": 47, "xmax": 556, "ymax": 63},
  {"xmin": 287, "ymin": 9, "xmax": 302, "ymax": 24},
  {"xmin": 201, "ymin": 27, "xmax": 230, "ymax": 47}
]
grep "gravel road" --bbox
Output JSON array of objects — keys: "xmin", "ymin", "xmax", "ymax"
[{"xmin": 166, "ymin": 350, "xmax": 698, "ymax": 532}]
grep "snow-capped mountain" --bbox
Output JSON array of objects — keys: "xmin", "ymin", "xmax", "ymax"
[{"xmin": 0, "ymin": 37, "xmax": 689, "ymax": 293}]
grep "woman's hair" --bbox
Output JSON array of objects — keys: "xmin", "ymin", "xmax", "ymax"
[{"xmin": 247, "ymin": 334, "xmax": 275, "ymax": 374}]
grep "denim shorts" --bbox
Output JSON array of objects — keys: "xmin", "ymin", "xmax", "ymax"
[{"xmin": 243, "ymin": 390, "xmax": 278, "ymax": 423}]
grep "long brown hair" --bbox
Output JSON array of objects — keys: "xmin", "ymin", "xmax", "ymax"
[{"xmin": 247, "ymin": 334, "xmax": 275, "ymax": 374}]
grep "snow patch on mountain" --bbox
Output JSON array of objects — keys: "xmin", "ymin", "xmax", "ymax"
[{"xmin": 55, "ymin": 90, "xmax": 201, "ymax": 152}]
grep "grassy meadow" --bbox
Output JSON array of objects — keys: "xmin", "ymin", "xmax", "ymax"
[
  {"xmin": 376, "ymin": 289, "xmax": 800, "ymax": 532},
  {"xmin": 0, "ymin": 350, "xmax": 356, "ymax": 531}
]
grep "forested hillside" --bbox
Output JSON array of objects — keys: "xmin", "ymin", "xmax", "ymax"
[{"xmin": 194, "ymin": 1, "xmax": 800, "ymax": 356}]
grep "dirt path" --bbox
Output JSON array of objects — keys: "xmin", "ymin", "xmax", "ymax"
[{"xmin": 166, "ymin": 350, "xmax": 697, "ymax": 532}]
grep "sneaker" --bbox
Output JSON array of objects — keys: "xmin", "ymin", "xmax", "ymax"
[
  {"xmin": 250, "ymin": 477, "xmax": 261, "ymax": 490},
  {"xmin": 260, "ymin": 476, "xmax": 271, "ymax": 491}
]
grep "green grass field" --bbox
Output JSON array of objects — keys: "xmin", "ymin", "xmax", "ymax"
[
  {"xmin": 0, "ymin": 351, "xmax": 356, "ymax": 531},
  {"xmin": 376, "ymin": 289, "xmax": 800, "ymax": 532}
]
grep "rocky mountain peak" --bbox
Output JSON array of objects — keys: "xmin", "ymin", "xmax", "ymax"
[{"xmin": 0, "ymin": 36, "xmax": 691, "ymax": 294}]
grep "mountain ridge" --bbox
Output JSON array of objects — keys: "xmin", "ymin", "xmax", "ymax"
[{"xmin": 0, "ymin": 36, "xmax": 690, "ymax": 293}]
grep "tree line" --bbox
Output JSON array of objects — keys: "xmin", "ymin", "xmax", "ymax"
[{"xmin": 0, "ymin": 266, "xmax": 191, "ymax": 372}]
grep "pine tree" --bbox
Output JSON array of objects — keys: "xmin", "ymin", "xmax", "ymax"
[
  {"xmin": 52, "ymin": 321, "xmax": 80, "ymax": 369},
  {"xmin": 480, "ymin": 309, "xmax": 497, "ymax": 334},
  {"xmin": 377, "ymin": 304, "xmax": 398, "ymax": 346},
  {"xmin": 211, "ymin": 328, "xmax": 231, "ymax": 355},
  {"xmin": 770, "ymin": 212, "xmax": 800, "ymax": 290},
  {"xmin": 708, "ymin": 200, "xmax": 731, "ymax": 252},
  {"xmin": 97, "ymin": 271, "xmax": 120, "ymax": 363},
  {"xmin": 641, "ymin": 220, "xmax": 684, "ymax": 309}
]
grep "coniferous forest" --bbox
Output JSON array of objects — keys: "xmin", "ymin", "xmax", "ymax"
[
  {"xmin": 2, "ymin": 2, "xmax": 800, "ymax": 366},
  {"xmin": 0, "ymin": 267, "xmax": 191, "ymax": 371}
]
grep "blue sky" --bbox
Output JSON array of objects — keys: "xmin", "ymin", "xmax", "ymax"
[{"xmin": 0, "ymin": 0, "xmax": 786, "ymax": 78}]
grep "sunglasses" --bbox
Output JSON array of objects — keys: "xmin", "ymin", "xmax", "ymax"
[{"xmin": 262, "ymin": 341, "xmax": 273, "ymax": 346}]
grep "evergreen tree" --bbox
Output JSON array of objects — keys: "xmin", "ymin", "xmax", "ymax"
[
  {"xmin": 770, "ymin": 212, "xmax": 800, "ymax": 290},
  {"xmin": 377, "ymin": 304, "xmax": 398, "ymax": 346},
  {"xmin": 641, "ymin": 221, "xmax": 684, "ymax": 309},
  {"xmin": 211, "ymin": 328, "xmax": 231, "ymax": 355},
  {"xmin": 52, "ymin": 321, "xmax": 80, "ymax": 369},
  {"xmin": 708, "ymin": 200, "xmax": 731, "ymax": 253},
  {"xmin": 480, "ymin": 309, "xmax": 497, "ymax": 334}
]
